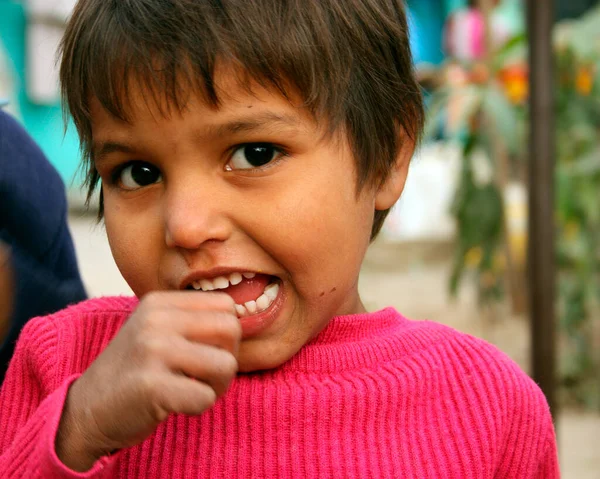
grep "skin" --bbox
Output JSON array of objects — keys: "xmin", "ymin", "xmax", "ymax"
[
  {"xmin": 56, "ymin": 66, "xmax": 413, "ymax": 471},
  {"xmin": 0, "ymin": 242, "xmax": 13, "ymax": 344}
]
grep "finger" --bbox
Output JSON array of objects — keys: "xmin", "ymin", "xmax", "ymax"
[
  {"xmin": 166, "ymin": 341, "xmax": 238, "ymax": 397},
  {"xmin": 155, "ymin": 374, "xmax": 218, "ymax": 417},
  {"xmin": 180, "ymin": 311, "xmax": 241, "ymax": 355},
  {"xmin": 141, "ymin": 291, "xmax": 236, "ymax": 314}
]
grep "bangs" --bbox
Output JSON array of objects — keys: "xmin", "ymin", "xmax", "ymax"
[{"xmin": 60, "ymin": 0, "xmax": 349, "ymax": 133}]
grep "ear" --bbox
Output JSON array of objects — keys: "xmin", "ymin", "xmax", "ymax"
[{"xmin": 374, "ymin": 133, "xmax": 415, "ymax": 211}]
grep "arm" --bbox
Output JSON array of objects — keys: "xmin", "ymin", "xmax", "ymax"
[
  {"xmin": 0, "ymin": 242, "xmax": 13, "ymax": 344},
  {"xmin": 493, "ymin": 365, "xmax": 560, "ymax": 478},
  {"xmin": 535, "ymin": 428, "xmax": 560, "ymax": 479},
  {"xmin": 459, "ymin": 335, "xmax": 560, "ymax": 479},
  {"xmin": 0, "ymin": 319, "xmax": 116, "ymax": 478}
]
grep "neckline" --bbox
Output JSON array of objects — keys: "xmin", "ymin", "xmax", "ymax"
[
  {"xmin": 272, "ymin": 308, "xmax": 449, "ymax": 373},
  {"xmin": 308, "ymin": 307, "xmax": 406, "ymax": 345}
]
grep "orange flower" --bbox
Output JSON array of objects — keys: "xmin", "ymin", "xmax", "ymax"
[
  {"xmin": 575, "ymin": 67, "xmax": 594, "ymax": 96},
  {"xmin": 499, "ymin": 64, "xmax": 529, "ymax": 104}
]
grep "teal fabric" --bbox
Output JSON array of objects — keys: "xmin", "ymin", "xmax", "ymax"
[{"xmin": 0, "ymin": 0, "xmax": 81, "ymax": 184}]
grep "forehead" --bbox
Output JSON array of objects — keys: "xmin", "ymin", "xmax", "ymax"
[{"xmin": 89, "ymin": 63, "xmax": 318, "ymax": 133}]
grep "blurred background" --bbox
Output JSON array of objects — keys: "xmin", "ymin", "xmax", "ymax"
[{"xmin": 0, "ymin": 0, "xmax": 599, "ymax": 476}]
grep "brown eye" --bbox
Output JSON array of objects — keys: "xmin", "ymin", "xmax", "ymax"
[
  {"xmin": 228, "ymin": 144, "xmax": 281, "ymax": 170},
  {"xmin": 119, "ymin": 162, "xmax": 162, "ymax": 189}
]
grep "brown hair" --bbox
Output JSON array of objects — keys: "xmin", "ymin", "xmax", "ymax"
[{"xmin": 59, "ymin": 0, "xmax": 424, "ymax": 238}]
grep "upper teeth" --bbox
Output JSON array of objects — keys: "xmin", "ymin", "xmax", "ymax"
[{"xmin": 192, "ymin": 272, "xmax": 255, "ymax": 291}]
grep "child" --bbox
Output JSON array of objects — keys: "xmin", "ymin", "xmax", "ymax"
[{"xmin": 0, "ymin": 0, "xmax": 559, "ymax": 477}]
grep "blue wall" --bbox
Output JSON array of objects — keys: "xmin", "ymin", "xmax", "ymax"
[
  {"xmin": 0, "ymin": 0, "xmax": 81, "ymax": 185},
  {"xmin": 407, "ymin": 0, "xmax": 447, "ymax": 66}
]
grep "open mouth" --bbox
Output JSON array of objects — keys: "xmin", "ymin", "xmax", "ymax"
[{"xmin": 186, "ymin": 272, "xmax": 280, "ymax": 318}]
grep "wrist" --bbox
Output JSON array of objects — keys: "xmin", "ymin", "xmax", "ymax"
[{"xmin": 55, "ymin": 380, "xmax": 112, "ymax": 472}]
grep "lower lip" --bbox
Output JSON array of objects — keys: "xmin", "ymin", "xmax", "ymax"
[{"xmin": 238, "ymin": 282, "xmax": 285, "ymax": 339}]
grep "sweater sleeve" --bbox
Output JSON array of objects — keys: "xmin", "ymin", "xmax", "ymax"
[
  {"xmin": 488, "ymin": 350, "xmax": 560, "ymax": 478},
  {"xmin": 0, "ymin": 318, "xmax": 117, "ymax": 478},
  {"xmin": 535, "ymin": 428, "xmax": 560, "ymax": 479},
  {"xmin": 504, "ymin": 378, "xmax": 560, "ymax": 479}
]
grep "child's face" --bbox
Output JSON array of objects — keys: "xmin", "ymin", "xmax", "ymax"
[{"xmin": 91, "ymin": 69, "xmax": 405, "ymax": 371}]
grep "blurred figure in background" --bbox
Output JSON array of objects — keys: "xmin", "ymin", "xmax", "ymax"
[{"xmin": 0, "ymin": 108, "xmax": 87, "ymax": 380}]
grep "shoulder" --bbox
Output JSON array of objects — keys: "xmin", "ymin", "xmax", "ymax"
[
  {"xmin": 394, "ymin": 318, "xmax": 556, "ymax": 471},
  {"xmin": 412, "ymin": 321, "xmax": 552, "ymax": 416},
  {"xmin": 443, "ymin": 329, "xmax": 550, "ymax": 409},
  {"xmin": 17, "ymin": 296, "xmax": 138, "ymax": 375},
  {"xmin": 22, "ymin": 296, "xmax": 138, "ymax": 332},
  {"xmin": 397, "ymin": 317, "xmax": 543, "ymax": 397},
  {"xmin": 385, "ymin": 314, "xmax": 554, "ymax": 430},
  {"xmin": 410, "ymin": 321, "xmax": 555, "ymax": 457},
  {"xmin": 24, "ymin": 295, "xmax": 138, "ymax": 338}
]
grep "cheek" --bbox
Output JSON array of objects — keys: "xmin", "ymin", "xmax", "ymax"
[
  {"xmin": 103, "ymin": 196, "xmax": 162, "ymax": 294},
  {"xmin": 250, "ymin": 178, "xmax": 373, "ymax": 290}
]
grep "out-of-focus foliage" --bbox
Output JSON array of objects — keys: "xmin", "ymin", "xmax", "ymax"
[
  {"xmin": 426, "ymin": 6, "xmax": 600, "ymax": 409},
  {"xmin": 554, "ymin": 7, "xmax": 600, "ymax": 409}
]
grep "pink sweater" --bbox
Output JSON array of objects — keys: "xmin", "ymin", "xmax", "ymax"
[{"xmin": 0, "ymin": 297, "xmax": 559, "ymax": 478}]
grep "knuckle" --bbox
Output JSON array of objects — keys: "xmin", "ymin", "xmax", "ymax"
[
  {"xmin": 139, "ymin": 376, "xmax": 171, "ymax": 422},
  {"xmin": 151, "ymin": 400, "xmax": 170, "ymax": 423},
  {"xmin": 139, "ymin": 311, "xmax": 167, "ymax": 335},
  {"xmin": 131, "ymin": 331, "xmax": 162, "ymax": 362},
  {"xmin": 141, "ymin": 291, "xmax": 165, "ymax": 309},
  {"xmin": 220, "ymin": 353, "xmax": 238, "ymax": 379},
  {"xmin": 137, "ymin": 372, "xmax": 159, "ymax": 397},
  {"xmin": 142, "ymin": 336, "xmax": 165, "ymax": 357}
]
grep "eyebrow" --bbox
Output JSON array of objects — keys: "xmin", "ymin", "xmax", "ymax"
[
  {"xmin": 92, "ymin": 112, "xmax": 305, "ymax": 165},
  {"xmin": 202, "ymin": 112, "xmax": 305, "ymax": 138},
  {"xmin": 92, "ymin": 142, "xmax": 136, "ymax": 165}
]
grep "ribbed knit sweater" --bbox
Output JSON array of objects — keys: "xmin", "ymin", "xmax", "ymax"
[{"xmin": 0, "ymin": 297, "xmax": 559, "ymax": 478}]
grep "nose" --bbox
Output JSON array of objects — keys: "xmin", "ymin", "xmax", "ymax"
[{"xmin": 164, "ymin": 178, "xmax": 232, "ymax": 251}]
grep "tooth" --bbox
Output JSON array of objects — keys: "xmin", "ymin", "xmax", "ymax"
[
  {"xmin": 235, "ymin": 304, "xmax": 248, "ymax": 317},
  {"xmin": 243, "ymin": 272, "xmax": 256, "ymax": 279},
  {"xmin": 213, "ymin": 276, "xmax": 230, "ymax": 289},
  {"xmin": 264, "ymin": 283, "xmax": 279, "ymax": 300},
  {"xmin": 229, "ymin": 272, "xmax": 242, "ymax": 285},
  {"xmin": 192, "ymin": 281, "xmax": 203, "ymax": 291},
  {"xmin": 244, "ymin": 300, "xmax": 257, "ymax": 314},
  {"xmin": 256, "ymin": 294, "xmax": 270, "ymax": 311},
  {"xmin": 200, "ymin": 279, "xmax": 215, "ymax": 291}
]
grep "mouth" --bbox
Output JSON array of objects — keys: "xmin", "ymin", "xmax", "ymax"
[{"xmin": 185, "ymin": 272, "xmax": 281, "ymax": 319}]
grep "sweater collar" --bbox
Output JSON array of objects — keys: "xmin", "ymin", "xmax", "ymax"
[
  {"xmin": 273, "ymin": 307, "xmax": 441, "ymax": 373},
  {"xmin": 308, "ymin": 307, "xmax": 405, "ymax": 345}
]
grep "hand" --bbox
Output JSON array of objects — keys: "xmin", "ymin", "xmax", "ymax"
[
  {"xmin": 0, "ymin": 242, "xmax": 13, "ymax": 344},
  {"xmin": 55, "ymin": 292, "xmax": 241, "ymax": 472}
]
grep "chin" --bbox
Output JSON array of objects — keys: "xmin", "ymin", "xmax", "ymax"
[{"xmin": 236, "ymin": 340, "xmax": 299, "ymax": 373}]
